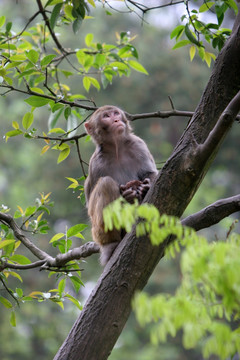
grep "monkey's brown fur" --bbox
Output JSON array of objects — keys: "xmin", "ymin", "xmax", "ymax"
[{"xmin": 84, "ymin": 106, "xmax": 157, "ymax": 265}]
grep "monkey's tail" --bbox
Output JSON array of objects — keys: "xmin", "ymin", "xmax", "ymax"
[{"xmin": 100, "ymin": 242, "xmax": 118, "ymax": 266}]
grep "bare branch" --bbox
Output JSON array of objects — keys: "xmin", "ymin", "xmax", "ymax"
[
  {"xmin": 0, "ymin": 85, "xmax": 97, "ymax": 111},
  {"xmin": 75, "ymin": 139, "xmax": 87, "ymax": 178},
  {"xmin": 43, "ymin": 242, "xmax": 100, "ymax": 269},
  {"xmin": 0, "ymin": 259, "xmax": 46, "ymax": 271},
  {"xmin": 126, "ymin": 0, "xmax": 185, "ymax": 13},
  {"xmin": 182, "ymin": 194, "xmax": 240, "ymax": 231},
  {"xmin": 127, "ymin": 109, "xmax": 193, "ymax": 121}
]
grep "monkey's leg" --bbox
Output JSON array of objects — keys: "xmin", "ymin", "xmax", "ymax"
[{"xmin": 88, "ymin": 176, "xmax": 121, "ymax": 265}]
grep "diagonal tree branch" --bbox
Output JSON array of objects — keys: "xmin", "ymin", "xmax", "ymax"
[{"xmin": 182, "ymin": 194, "xmax": 240, "ymax": 231}]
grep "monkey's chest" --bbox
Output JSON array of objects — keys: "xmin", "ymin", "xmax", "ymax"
[{"xmin": 101, "ymin": 154, "xmax": 142, "ymax": 185}]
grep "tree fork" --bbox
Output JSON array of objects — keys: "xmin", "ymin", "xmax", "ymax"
[{"xmin": 54, "ymin": 16, "xmax": 240, "ymax": 360}]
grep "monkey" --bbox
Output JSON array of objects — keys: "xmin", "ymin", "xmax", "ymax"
[{"xmin": 84, "ymin": 105, "xmax": 158, "ymax": 265}]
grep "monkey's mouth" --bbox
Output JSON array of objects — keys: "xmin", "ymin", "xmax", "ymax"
[{"xmin": 115, "ymin": 122, "xmax": 125, "ymax": 129}]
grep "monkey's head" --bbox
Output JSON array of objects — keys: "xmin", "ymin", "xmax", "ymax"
[{"xmin": 85, "ymin": 106, "xmax": 132, "ymax": 145}]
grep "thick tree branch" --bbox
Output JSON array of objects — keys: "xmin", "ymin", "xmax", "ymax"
[
  {"xmin": 182, "ymin": 194, "xmax": 240, "ymax": 231},
  {"xmin": 43, "ymin": 242, "xmax": 100, "ymax": 268},
  {"xmin": 198, "ymin": 90, "xmax": 240, "ymax": 162}
]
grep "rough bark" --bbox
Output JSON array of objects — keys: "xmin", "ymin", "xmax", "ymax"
[
  {"xmin": 182, "ymin": 194, "xmax": 240, "ymax": 231},
  {"xmin": 54, "ymin": 16, "xmax": 240, "ymax": 360}
]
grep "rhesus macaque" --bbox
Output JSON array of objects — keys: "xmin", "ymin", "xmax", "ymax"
[{"xmin": 84, "ymin": 105, "xmax": 157, "ymax": 265}]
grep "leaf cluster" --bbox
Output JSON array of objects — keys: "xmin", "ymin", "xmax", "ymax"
[
  {"xmin": 171, "ymin": 0, "xmax": 237, "ymax": 67},
  {"xmin": 0, "ymin": 194, "xmax": 88, "ymax": 326},
  {"xmin": 133, "ymin": 232, "xmax": 240, "ymax": 360}
]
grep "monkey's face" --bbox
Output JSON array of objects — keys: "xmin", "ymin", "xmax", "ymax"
[
  {"xmin": 85, "ymin": 106, "xmax": 131, "ymax": 145},
  {"xmin": 99, "ymin": 108, "xmax": 126, "ymax": 135}
]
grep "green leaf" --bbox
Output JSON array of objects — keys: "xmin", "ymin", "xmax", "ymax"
[
  {"xmin": 83, "ymin": 76, "xmax": 91, "ymax": 91},
  {"xmin": 172, "ymin": 40, "xmax": 191, "ymax": 50},
  {"xmin": 6, "ymin": 22, "xmax": 12, "ymax": 33},
  {"xmin": 90, "ymin": 77, "xmax": 100, "ymax": 90},
  {"xmin": 57, "ymin": 145, "xmax": 70, "ymax": 163},
  {"xmin": 76, "ymin": 49, "xmax": 86, "ymax": 66},
  {"xmin": 0, "ymin": 239, "xmax": 15, "ymax": 249},
  {"xmin": 49, "ymin": 233, "xmax": 65, "ymax": 243},
  {"xmin": 199, "ymin": 1, "xmax": 215, "ymax": 12},
  {"xmin": 67, "ymin": 224, "xmax": 87, "ymax": 237},
  {"xmin": 12, "ymin": 121, "xmax": 19, "ymax": 129},
  {"xmin": 25, "ymin": 206, "xmax": 36, "ymax": 217},
  {"xmin": 226, "ymin": 0, "xmax": 238, "ymax": 14},
  {"xmin": 50, "ymin": 3, "xmax": 63, "ymax": 29},
  {"xmin": 45, "ymin": 0, "xmax": 63, "ymax": 5},
  {"xmin": 5, "ymin": 129, "xmax": 23, "ymax": 138},
  {"xmin": 58, "ymin": 278, "xmax": 66, "ymax": 296},
  {"xmin": 65, "ymin": 294, "xmax": 82, "ymax": 310},
  {"xmin": 69, "ymin": 276, "xmax": 84, "ymax": 293},
  {"xmin": 204, "ymin": 51, "xmax": 213, "ymax": 67},
  {"xmin": 189, "ymin": 46, "xmax": 196, "ymax": 61},
  {"xmin": 64, "ymin": 106, "xmax": 71, "ymax": 120},
  {"xmin": 16, "ymin": 288, "xmax": 23, "ymax": 297},
  {"xmin": 40, "ymin": 54, "xmax": 56, "ymax": 66},
  {"xmin": 26, "ymin": 49, "xmax": 39, "ymax": 64},
  {"xmin": 184, "ymin": 24, "xmax": 201, "ymax": 46},
  {"xmin": 22, "ymin": 112, "xmax": 34, "ymax": 130},
  {"xmin": 10, "ymin": 254, "xmax": 32, "ymax": 265},
  {"xmin": 48, "ymin": 108, "xmax": 64, "ymax": 129},
  {"xmin": 170, "ymin": 25, "xmax": 185, "ymax": 39},
  {"xmin": 110, "ymin": 61, "xmax": 129, "ymax": 71},
  {"xmin": 10, "ymin": 311, "xmax": 16, "ymax": 327},
  {"xmin": 128, "ymin": 60, "xmax": 148, "ymax": 75},
  {"xmin": 0, "ymin": 16, "xmax": 6, "ymax": 28},
  {"xmin": 87, "ymin": 0, "xmax": 96, "ymax": 8},
  {"xmin": 30, "ymin": 87, "xmax": 45, "ymax": 94},
  {"xmin": 10, "ymin": 54, "xmax": 26, "ymax": 62},
  {"xmin": 49, "ymin": 127, "xmax": 65, "ymax": 134},
  {"xmin": 25, "ymin": 96, "xmax": 50, "ymax": 107},
  {"xmin": 72, "ymin": 17, "xmax": 82, "ymax": 33},
  {"xmin": 95, "ymin": 54, "xmax": 106, "ymax": 68},
  {"xmin": 0, "ymin": 44, "xmax": 16, "ymax": 50},
  {"xmin": 0, "ymin": 296, "xmax": 12, "ymax": 309},
  {"xmin": 85, "ymin": 33, "xmax": 94, "ymax": 47}
]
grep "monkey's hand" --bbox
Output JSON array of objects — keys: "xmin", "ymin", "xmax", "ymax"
[
  {"xmin": 138, "ymin": 178, "xmax": 151, "ymax": 200},
  {"xmin": 120, "ymin": 178, "xmax": 151, "ymax": 204}
]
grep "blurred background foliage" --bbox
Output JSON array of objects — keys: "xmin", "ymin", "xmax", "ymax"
[{"xmin": 0, "ymin": 0, "xmax": 239, "ymax": 359}]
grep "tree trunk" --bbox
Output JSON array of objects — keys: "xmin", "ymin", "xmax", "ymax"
[{"xmin": 54, "ymin": 15, "xmax": 240, "ymax": 360}]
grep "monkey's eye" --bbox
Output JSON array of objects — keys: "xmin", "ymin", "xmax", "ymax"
[
  {"xmin": 103, "ymin": 113, "xmax": 110, "ymax": 118},
  {"xmin": 114, "ymin": 111, "xmax": 120, "ymax": 115}
]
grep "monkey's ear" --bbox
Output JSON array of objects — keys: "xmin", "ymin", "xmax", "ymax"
[{"xmin": 85, "ymin": 122, "xmax": 92, "ymax": 135}]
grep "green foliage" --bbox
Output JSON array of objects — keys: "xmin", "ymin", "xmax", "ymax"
[
  {"xmin": 103, "ymin": 198, "xmax": 198, "ymax": 256},
  {"xmin": 1, "ymin": 2, "xmax": 148, "ymax": 164},
  {"xmin": 171, "ymin": 0, "xmax": 237, "ymax": 66},
  {"xmin": 133, "ymin": 233, "xmax": 240, "ymax": 360},
  {"xmin": 0, "ymin": 193, "xmax": 86, "ymax": 325},
  {"xmin": 104, "ymin": 199, "xmax": 240, "ymax": 359}
]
